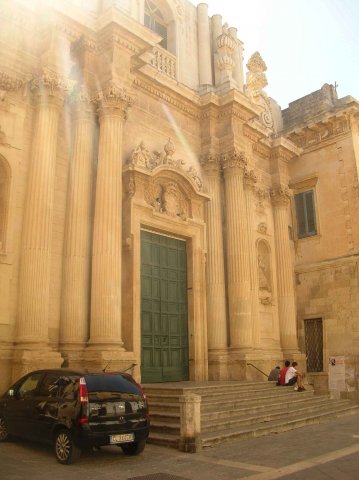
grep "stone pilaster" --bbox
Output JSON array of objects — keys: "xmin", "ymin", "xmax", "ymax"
[
  {"xmin": 271, "ymin": 185, "xmax": 299, "ymax": 354},
  {"xmin": 201, "ymin": 154, "xmax": 228, "ymax": 379},
  {"xmin": 60, "ymin": 87, "xmax": 95, "ymax": 368},
  {"xmin": 244, "ymin": 169, "xmax": 261, "ymax": 349},
  {"xmin": 222, "ymin": 149, "xmax": 252, "ymax": 350},
  {"xmin": 85, "ymin": 82, "xmax": 134, "ymax": 370},
  {"xmin": 14, "ymin": 68, "xmax": 70, "ymax": 378}
]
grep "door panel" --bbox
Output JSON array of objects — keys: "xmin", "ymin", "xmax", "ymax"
[{"xmin": 141, "ymin": 231, "xmax": 189, "ymax": 383}]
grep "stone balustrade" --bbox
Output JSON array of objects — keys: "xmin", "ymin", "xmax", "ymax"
[{"xmin": 150, "ymin": 46, "xmax": 176, "ymax": 79}]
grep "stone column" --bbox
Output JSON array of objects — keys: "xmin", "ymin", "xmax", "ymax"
[
  {"xmin": 202, "ymin": 154, "xmax": 228, "ymax": 378},
  {"xmin": 211, "ymin": 14, "xmax": 222, "ymax": 86},
  {"xmin": 197, "ymin": 3, "xmax": 212, "ymax": 86},
  {"xmin": 86, "ymin": 83, "xmax": 134, "ymax": 369},
  {"xmin": 60, "ymin": 88, "xmax": 95, "ymax": 367},
  {"xmin": 229, "ymin": 27, "xmax": 244, "ymax": 91},
  {"xmin": 271, "ymin": 185, "xmax": 299, "ymax": 354},
  {"xmin": 14, "ymin": 69, "xmax": 68, "ymax": 378},
  {"xmin": 222, "ymin": 149, "xmax": 252, "ymax": 350},
  {"xmin": 244, "ymin": 170, "xmax": 261, "ymax": 349}
]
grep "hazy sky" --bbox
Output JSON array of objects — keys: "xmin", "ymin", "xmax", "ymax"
[{"xmin": 194, "ymin": 0, "xmax": 359, "ymax": 108}]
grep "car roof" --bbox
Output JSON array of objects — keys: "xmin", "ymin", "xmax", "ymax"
[{"xmin": 24, "ymin": 369, "xmax": 131, "ymax": 377}]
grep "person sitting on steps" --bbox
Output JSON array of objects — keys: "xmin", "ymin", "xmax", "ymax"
[
  {"xmin": 277, "ymin": 360, "xmax": 290, "ymax": 386},
  {"xmin": 285, "ymin": 361, "xmax": 306, "ymax": 391}
]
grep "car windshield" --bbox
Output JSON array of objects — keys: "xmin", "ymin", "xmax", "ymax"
[{"xmin": 84, "ymin": 374, "xmax": 142, "ymax": 396}]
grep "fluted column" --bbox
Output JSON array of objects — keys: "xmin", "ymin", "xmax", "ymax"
[
  {"xmin": 201, "ymin": 154, "xmax": 227, "ymax": 350},
  {"xmin": 197, "ymin": 3, "xmax": 212, "ymax": 86},
  {"xmin": 222, "ymin": 150, "xmax": 252, "ymax": 349},
  {"xmin": 244, "ymin": 170, "xmax": 261, "ymax": 349},
  {"xmin": 271, "ymin": 186, "xmax": 299, "ymax": 354},
  {"xmin": 88, "ymin": 83, "xmax": 133, "ymax": 349},
  {"xmin": 60, "ymin": 89, "xmax": 95, "ymax": 362},
  {"xmin": 16, "ymin": 70, "xmax": 68, "ymax": 348}
]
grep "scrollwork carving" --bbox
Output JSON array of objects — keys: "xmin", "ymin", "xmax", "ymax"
[
  {"xmin": 270, "ymin": 185, "xmax": 292, "ymax": 206},
  {"xmin": 145, "ymin": 180, "xmax": 189, "ymax": 220},
  {"xmin": 222, "ymin": 149, "xmax": 247, "ymax": 172}
]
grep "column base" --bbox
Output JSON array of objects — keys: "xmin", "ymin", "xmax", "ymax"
[
  {"xmin": 0, "ymin": 344, "xmax": 14, "ymax": 392},
  {"xmin": 208, "ymin": 349, "xmax": 229, "ymax": 381},
  {"xmin": 83, "ymin": 348, "xmax": 137, "ymax": 377},
  {"xmin": 60, "ymin": 344, "xmax": 86, "ymax": 370},
  {"xmin": 12, "ymin": 348, "xmax": 63, "ymax": 383}
]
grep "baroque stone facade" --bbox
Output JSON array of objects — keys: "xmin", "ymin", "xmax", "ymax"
[{"xmin": 0, "ymin": 0, "xmax": 358, "ymax": 398}]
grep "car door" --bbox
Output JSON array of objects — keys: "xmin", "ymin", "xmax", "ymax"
[
  {"xmin": 4, "ymin": 372, "xmax": 43, "ymax": 439},
  {"xmin": 34, "ymin": 372, "xmax": 62, "ymax": 443}
]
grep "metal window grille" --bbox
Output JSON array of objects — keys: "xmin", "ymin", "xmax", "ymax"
[{"xmin": 304, "ymin": 318, "xmax": 323, "ymax": 372}]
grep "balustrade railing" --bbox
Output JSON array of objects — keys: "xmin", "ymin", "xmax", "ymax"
[{"xmin": 150, "ymin": 46, "xmax": 176, "ymax": 80}]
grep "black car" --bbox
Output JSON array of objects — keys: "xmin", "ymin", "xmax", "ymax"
[{"xmin": 0, "ymin": 369, "xmax": 150, "ymax": 464}]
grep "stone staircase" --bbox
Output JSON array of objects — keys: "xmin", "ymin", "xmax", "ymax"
[{"xmin": 143, "ymin": 381, "xmax": 359, "ymax": 450}]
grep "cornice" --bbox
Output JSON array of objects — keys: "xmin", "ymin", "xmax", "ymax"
[
  {"xmin": 270, "ymin": 137, "xmax": 301, "ymax": 162},
  {"xmin": 133, "ymin": 76, "xmax": 200, "ymax": 120}
]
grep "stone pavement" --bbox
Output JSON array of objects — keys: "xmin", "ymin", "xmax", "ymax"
[{"xmin": 1, "ymin": 414, "xmax": 359, "ymax": 480}]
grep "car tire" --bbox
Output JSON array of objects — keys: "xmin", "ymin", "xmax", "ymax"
[
  {"xmin": 121, "ymin": 439, "xmax": 146, "ymax": 456},
  {"xmin": 0, "ymin": 417, "xmax": 9, "ymax": 442},
  {"xmin": 54, "ymin": 429, "xmax": 81, "ymax": 464}
]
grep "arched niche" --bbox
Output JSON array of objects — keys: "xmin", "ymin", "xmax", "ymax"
[
  {"xmin": 0, "ymin": 155, "xmax": 11, "ymax": 253},
  {"xmin": 256, "ymin": 238, "xmax": 273, "ymax": 305}
]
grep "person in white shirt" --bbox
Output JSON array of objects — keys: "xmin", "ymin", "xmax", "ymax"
[{"xmin": 285, "ymin": 362, "xmax": 305, "ymax": 391}]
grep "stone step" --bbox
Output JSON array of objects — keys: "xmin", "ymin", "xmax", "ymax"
[
  {"xmin": 144, "ymin": 381, "xmax": 276, "ymax": 397},
  {"xmin": 201, "ymin": 399, "xmax": 352, "ymax": 433},
  {"xmin": 201, "ymin": 403, "xmax": 359, "ymax": 447},
  {"xmin": 147, "ymin": 431, "xmax": 179, "ymax": 448},
  {"xmin": 201, "ymin": 394, "xmax": 329, "ymax": 421}
]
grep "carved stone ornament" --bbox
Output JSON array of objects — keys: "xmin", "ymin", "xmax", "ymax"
[
  {"xmin": 222, "ymin": 149, "xmax": 248, "ymax": 172},
  {"xmin": 144, "ymin": 180, "xmax": 189, "ymax": 220},
  {"xmin": 244, "ymin": 169, "xmax": 258, "ymax": 189},
  {"xmin": 258, "ymin": 222, "xmax": 268, "ymax": 235},
  {"xmin": 245, "ymin": 52, "xmax": 274, "ymax": 129},
  {"xmin": 128, "ymin": 139, "xmax": 203, "ymax": 191},
  {"xmin": 94, "ymin": 82, "xmax": 135, "ymax": 119},
  {"xmin": 31, "ymin": 67, "xmax": 75, "ymax": 97},
  {"xmin": 200, "ymin": 153, "xmax": 221, "ymax": 176},
  {"xmin": 216, "ymin": 23, "xmax": 236, "ymax": 72},
  {"xmin": 270, "ymin": 185, "xmax": 292, "ymax": 206},
  {"xmin": 0, "ymin": 71, "xmax": 24, "ymax": 91}
]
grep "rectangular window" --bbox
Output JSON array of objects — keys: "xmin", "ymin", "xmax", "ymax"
[{"xmin": 294, "ymin": 189, "xmax": 317, "ymax": 238}]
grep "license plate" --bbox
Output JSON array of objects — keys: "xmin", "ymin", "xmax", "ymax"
[{"xmin": 110, "ymin": 433, "xmax": 135, "ymax": 444}]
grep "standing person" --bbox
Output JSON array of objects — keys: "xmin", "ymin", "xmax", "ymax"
[
  {"xmin": 268, "ymin": 366, "xmax": 281, "ymax": 381},
  {"xmin": 277, "ymin": 360, "xmax": 291, "ymax": 386},
  {"xmin": 285, "ymin": 362, "xmax": 305, "ymax": 391}
]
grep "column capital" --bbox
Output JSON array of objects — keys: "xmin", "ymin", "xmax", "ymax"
[
  {"xmin": 71, "ymin": 85, "xmax": 94, "ymax": 119},
  {"xmin": 0, "ymin": 70, "xmax": 25, "ymax": 91},
  {"xmin": 31, "ymin": 67, "xmax": 74, "ymax": 106},
  {"xmin": 244, "ymin": 168, "xmax": 258, "ymax": 190},
  {"xmin": 270, "ymin": 184, "xmax": 292, "ymax": 206},
  {"xmin": 200, "ymin": 152, "xmax": 221, "ymax": 176},
  {"xmin": 94, "ymin": 82, "xmax": 135, "ymax": 120},
  {"xmin": 222, "ymin": 148, "xmax": 247, "ymax": 174}
]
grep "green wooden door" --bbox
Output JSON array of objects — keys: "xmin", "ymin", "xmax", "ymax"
[{"xmin": 141, "ymin": 230, "xmax": 189, "ymax": 383}]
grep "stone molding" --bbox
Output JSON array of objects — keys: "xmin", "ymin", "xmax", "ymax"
[
  {"xmin": 270, "ymin": 185, "xmax": 292, "ymax": 206},
  {"xmin": 127, "ymin": 138, "xmax": 203, "ymax": 191}
]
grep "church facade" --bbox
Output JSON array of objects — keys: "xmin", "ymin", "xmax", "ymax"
[{"xmin": 0, "ymin": 0, "xmax": 358, "ymax": 398}]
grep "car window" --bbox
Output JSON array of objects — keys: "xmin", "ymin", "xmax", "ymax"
[
  {"xmin": 84, "ymin": 374, "xmax": 142, "ymax": 395},
  {"xmin": 37, "ymin": 373, "xmax": 62, "ymax": 397},
  {"xmin": 18, "ymin": 372, "xmax": 43, "ymax": 397}
]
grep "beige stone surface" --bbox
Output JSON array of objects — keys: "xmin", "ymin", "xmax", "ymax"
[{"xmin": 0, "ymin": 0, "xmax": 358, "ymax": 400}]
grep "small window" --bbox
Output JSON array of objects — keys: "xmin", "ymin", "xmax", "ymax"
[
  {"xmin": 144, "ymin": 0, "xmax": 167, "ymax": 49},
  {"xmin": 294, "ymin": 189, "xmax": 317, "ymax": 238},
  {"xmin": 37, "ymin": 373, "xmax": 62, "ymax": 397}
]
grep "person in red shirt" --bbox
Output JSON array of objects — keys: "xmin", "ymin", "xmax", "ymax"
[{"xmin": 277, "ymin": 360, "xmax": 291, "ymax": 386}]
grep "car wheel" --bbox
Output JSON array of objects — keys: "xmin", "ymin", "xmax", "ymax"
[
  {"xmin": 0, "ymin": 417, "xmax": 9, "ymax": 442},
  {"xmin": 121, "ymin": 439, "xmax": 146, "ymax": 455},
  {"xmin": 54, "ymin": 429, "xmax": 81, "ymax": 464}
]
